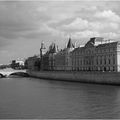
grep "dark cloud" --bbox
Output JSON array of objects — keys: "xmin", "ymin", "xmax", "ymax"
[{"xmin": 0, "ymin": 1, "xmax": 52, "ymax": 39}]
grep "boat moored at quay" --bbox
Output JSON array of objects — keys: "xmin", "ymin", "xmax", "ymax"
[{"xmin": 26, "ymin": 37, "xmax": 120, "ymax": 85}]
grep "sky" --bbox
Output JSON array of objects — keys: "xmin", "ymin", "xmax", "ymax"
[{"xmin": 0, "ymin": 0, "xmax": 120, "ymax": 64}]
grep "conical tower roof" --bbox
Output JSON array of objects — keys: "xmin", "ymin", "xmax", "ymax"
[
  {"xmin": 67, "ymin": 37, "xmax": 74, "ymax": 48},
  {"xmin": 49, "ymin": 43, "xmax": 57, "ymax": 53},
  {"xmin": 40, "ymin": 42, "xmax": 45, "ymax": 49},
  {"xmin": 52, "ymin": 43, "xmax": 57, "ymax": 53}
]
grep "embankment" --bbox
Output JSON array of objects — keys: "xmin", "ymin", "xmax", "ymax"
[{"xmin": 27, "ymin": 70, "xmax": 120, "ymax": 85}]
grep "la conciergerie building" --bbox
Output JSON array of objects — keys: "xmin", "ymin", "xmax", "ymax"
[{"xmin": 27, "ymin": 37, "xmax": 120, "ymax": 72}]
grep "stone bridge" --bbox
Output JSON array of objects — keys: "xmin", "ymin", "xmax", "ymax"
[{"xmin": 0, "ymin": 69, "xmax": 29, "ymax": 77}]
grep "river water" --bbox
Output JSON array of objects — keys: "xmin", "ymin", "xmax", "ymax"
[{"xmin": 0, "ymin": 77, "xmax": 120, "ymax": 119}]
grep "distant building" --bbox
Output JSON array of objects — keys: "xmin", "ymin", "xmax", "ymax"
[
  {"xmin": 11, "ymin": 60, "xmax": 23, "ymax": 69},
  {"xmin": 16, "ymin": 60, "xmax": 24, "ymax": 66},
  {"xmin": 26, "ymin": 55, "xmax": 40, "ymax": 71}
]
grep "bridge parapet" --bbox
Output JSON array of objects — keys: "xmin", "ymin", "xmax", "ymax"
[
  {"xmin": 0, "ymin": 71, "xmax": 13, "ymax": 76},
  {"xmin": 0, "ymin": 70, "xmax": 28, "ymax": 77},
  {"xmin": 9, "ymin": 72, "xmax": 29, "ymax": 77}
]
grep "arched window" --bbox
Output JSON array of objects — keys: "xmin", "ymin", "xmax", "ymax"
[{"xmin": 113, "ymin": 66, "xmax": 115, "ymax": 71}]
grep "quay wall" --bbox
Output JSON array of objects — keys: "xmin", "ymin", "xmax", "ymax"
[{"xmin": 27, "ymin": 70, "xmax": 120, "ymax": 85}]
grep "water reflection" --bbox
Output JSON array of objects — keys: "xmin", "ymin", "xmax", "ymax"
[
  {"xmin": 79, "ymin": 84, "xmax": 120, "ymax": 118},
  {"xmin": 0, "ymin": 77, "xmax": 120, "ymax": 119},
  {"xmin": 32, "ymin": 78, "xmax": 120, "ymax": 118}
]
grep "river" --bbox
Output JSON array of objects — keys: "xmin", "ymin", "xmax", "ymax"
[{"xmin": 0, "ymin": 76, "xmax": 120, "ymax": 119}]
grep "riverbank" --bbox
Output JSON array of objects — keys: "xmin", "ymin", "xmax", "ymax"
[{"xmin": 27, "ymin": 70, "xmax": 120, "ymax": 85}]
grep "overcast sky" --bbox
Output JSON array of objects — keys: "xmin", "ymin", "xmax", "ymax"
[{"xmin": 0, "ymin": 0, "xmax": 120, "ymax": 64}]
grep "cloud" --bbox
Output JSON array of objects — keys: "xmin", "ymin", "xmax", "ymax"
[
  {"xmin": 101, "ymin": 32, "xmax": 120, "ymax": 39},
  {"xmin": 89, "ymin": 22, "xmax": 119, "ymax": 32},
  {"xmin": 0, "ymin": 1, "xmax": 52, "ymax": 39},
  {"xmin": 94, "ymin": 10, "xmax": 120, "ymax": 22},
  {"xmin": 52, "ymin": 7, "xmax": 120, "ymax": 40},
  {"xmin": 0, "ymin": 1, "xmax": 120, "ymax": 64},
  {"xmin": 72, "ymin": 30, "xmax": 100, "ymax": 39},
  {"xmin": 0, "ymin": 37, "xmax": 12, "ymax": 48},
  {"xmin": 60, "ymin": 18, "xmax": 89, "ymax": 32},
  {"xmin": 1, "ymin": 1, "xmax": 120, "ymax": 40},
  {"xmin": 57, "ymin": 16, "xmax": 120, "ymax": 38}
]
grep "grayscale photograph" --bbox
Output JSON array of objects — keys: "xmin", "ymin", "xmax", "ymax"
[{"xmin": 0, "ymin": 0, "xmax": 120, "ymax": 119}]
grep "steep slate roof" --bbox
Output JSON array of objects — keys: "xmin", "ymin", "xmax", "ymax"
[
  {"xmin": 67, "ymin": 38, "xmax": 74, "ymax": 48},
  {"xmin": 52, "ymin": 43, "xmax": 58, "ymax": 53},
  {"xmin": 96, "ymin": 41, "xmax": 118, "ymax": 48},
  {"xmin": 41, "ymin": 42, "xmax": 46, "ymax": 49},
  {"xmin": 49, "ymin": 43, "xmax": 58, "ymax": 53}
]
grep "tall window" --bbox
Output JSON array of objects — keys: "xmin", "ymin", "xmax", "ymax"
[
  {"xmin": 104, "ymin": 58, "xmax": 106, "ymax": 64},
  {"xmin": 81, "ymin": 60, "xmax": 83, "ymax": 65},
  {"xmin": 113, "ymin": 55, "xmax": 115, "ymax": 64},
  {"xmin": 109, "ymin": 59, "xmax": 110, "ymax": 64},
  {"xmin": 78, "ymin": 60, "xmax": 79, "ymax": 66},
  {"xmin": 104, "ymin": 56, "xmax": 106, "ymax": 64},
  {"xmin": 96, "ymin": 58, "xmax": 98, "ymax": 65},
  {"xmin": 84, "ymin": 60, "xmax": 85, "ymax": 65},
  {"xmin": 100, "ymin": 56, "xmax": 102, "ymax": 65},
  {"xmin": 113, "ymin": 66, "xmax": 115, "ymax": 71}
]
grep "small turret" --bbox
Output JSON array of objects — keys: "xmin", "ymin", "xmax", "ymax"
[
  {"xmin": 40, "ymin": 42, "xmax": 46, "ymax": 58},
  {"xmin": 41, "ymin": 42, "xmax": 46, "ymax": 50}
]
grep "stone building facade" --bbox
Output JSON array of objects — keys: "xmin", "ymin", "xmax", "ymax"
[
  {"xmin": 54, "ymin": 49, "xmax": 66, "ymax": 70},
  {"xmin": 71, "ymin": 37, "xmax": 120, "ymax": 72},
  {"xmin": 26, "ymin": 55, "xmax": 40, "ymax": 71},
  {"xmin": 54, "ymin": 38, "xmax": 74, "ymax": 70},
  {"xmin": 41, "ymin": 43, "xmax": 58, "ymax": 70},
  {"xmin": 26, "ymin": 37, "xmax": 120, "ymax": 72},
  {"xmin": 48, "ymin": 43, "xmax": 58, "ymax": 70}
]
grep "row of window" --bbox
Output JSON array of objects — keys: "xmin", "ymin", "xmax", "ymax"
[
  {"xmin": 72, "ymin": 66, "xmax": 116, "ymax": 71},
  {"xmin": 48, "ymin": 66, "xmax": 117, "ymax": 72},
  {"xmin": 71, "ymin": 47, "xmax": 116, "ymax": 56},
  {"xmin": 96, "ymin": 58, "xmax": 115, "ymax": 65},
  {"xmin": 95, "ymin": 47, "xmax": 115, "ymax": 53},
  {"xmin": 72, "ymin": 55, "xmax": 116, "ymax": 66},
  {"xmin": 72, "ymin": 58, "xmax": 115, "ymax": 66}
]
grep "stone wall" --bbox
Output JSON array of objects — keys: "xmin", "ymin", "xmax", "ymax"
[{"xmin": 27, "ymin": 70, "xmax": 120, "ymax": 85}]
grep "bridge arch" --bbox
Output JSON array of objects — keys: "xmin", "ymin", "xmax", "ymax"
[
  {"xmin": 9, "ymin": 72, "xmax": 29, "ymax": 77},
  {"xmin": 0, "ymin": 73, "xmax": 5, "ymax": 78}
]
